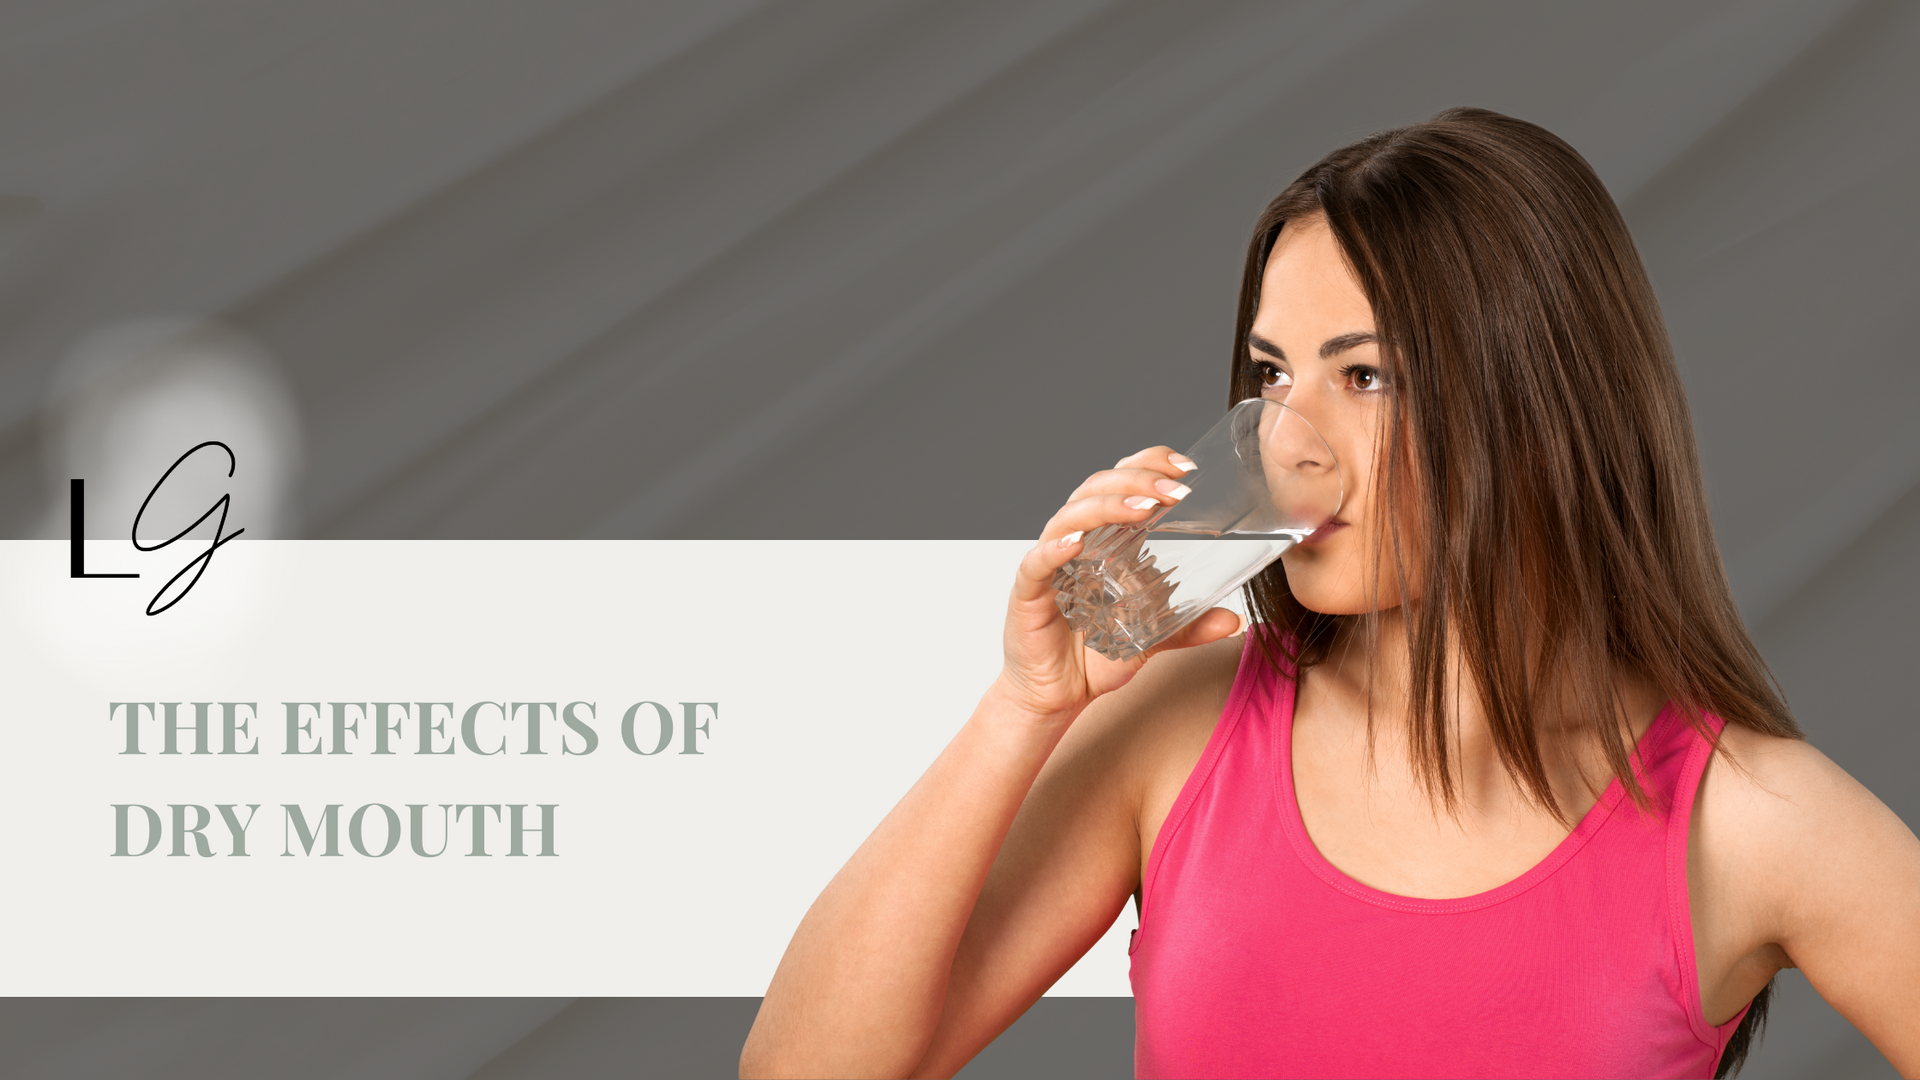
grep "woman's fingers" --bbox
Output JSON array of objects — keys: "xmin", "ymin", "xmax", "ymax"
[
  {"xmin": 1013, "ymin": 492, "xmax": 1177, "ymax": 604},
  {"xmin": 1113, "ymin": 446, "xmax": 1198, "ymax": 478},
  {"xmin": 1002, "ymin": 443, "xmax": 1209, "ymax": 702},
  {"xmin": 1014, "ymin": 528, "xmax": 1084, "ymax": 600},
  {"xmin": 1063, "ymin": 446, "xmax": 1195, "ymax": 501},
  {"xmin": 1067, "ymin": 469, "xmax": 1194, "ymax": 505},
  {"xmin": 1041, "ymin": 491, "xmax": 1172, "ymax": 543}
]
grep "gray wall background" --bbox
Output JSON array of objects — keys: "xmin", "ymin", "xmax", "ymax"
[{"xmin": 1, "ymin": 1, "xmax": 1914, "ymax": 1076}]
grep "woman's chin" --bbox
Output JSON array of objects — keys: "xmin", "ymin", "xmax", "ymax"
[
  {"xmin": 1294, "ymin": 596, "xmax": 1401, "ymax": 617},
  {"xmin": 1279, "ymin": 567, "xmax": 1397, "ymax": 616},
  {"xmin": 1293, "ymin": 596, "xmax": 1364, "ymax": 616},
  {"xmin": 1279, "ymin": 560, "xmax": 1344, "ymax": 614},
  {"xmin": 1283, "ymin": 580, "xmax": 1357, "ymax": 615}
]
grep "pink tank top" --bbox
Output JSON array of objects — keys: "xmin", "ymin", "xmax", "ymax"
[{"xmin": 1129, "ymin": 634, "xmax": 1751, "ymax": 1078}]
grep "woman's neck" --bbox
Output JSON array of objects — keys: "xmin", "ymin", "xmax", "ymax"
[{"xmin": 1306, "ymin": 605, "xmax": 1662, "ymax": 822}]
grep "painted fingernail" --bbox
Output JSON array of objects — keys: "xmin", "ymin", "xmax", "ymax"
[
  {"xmin": 1154, "ymin": 480, "xmax": 1191, "ymax": 500},
  {"xmin": 1169, "ymin": 453, "xmax": 1197, "ymax": 473},
  {"xmin": 1124, "ymin": 496, "xmax": 1159, "ymax": 510},
  {"xmin": 1059, "ymin": 531, "xmax": 1084, "ymax": 547}
]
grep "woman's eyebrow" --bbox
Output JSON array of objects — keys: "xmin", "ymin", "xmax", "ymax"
[
  {"xmin": 1247, "ymin": 331, "xmax": 1377, "ymax": 360},
  {"xmin": 1320, "ymin": 331, "xmax": 1377, "ymax": 358},
  {"xmin": 1247, "ymin": 332, "xmax": 1286, "ymax": 359}
]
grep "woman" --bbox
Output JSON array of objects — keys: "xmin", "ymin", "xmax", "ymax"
[{"xmin": 740, "ymin": 108, "xmax": 1920, "ymax": 1078}]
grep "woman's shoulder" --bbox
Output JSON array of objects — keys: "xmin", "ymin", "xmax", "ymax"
[
  {"xmin": 1039, "ymin": 632, "xmax": 1246, "ymax": 822},
  {"xmin": 1694, "ymin": 718, "xmax": 1920, "ymax": 1050},
  {"xmin": 1696, "ymin": 719, "xmax": 1916, "ymax": 931},
  {"xmin": 1098, "ymin": 631, "xmax": 1247, "ymax": 754},
  {"xmin": 1699, "ymin": 721, "xmax": 1863, "ymax": 832},
  {"xmin": 1697, "ymin": 722, "xmax": 1861, "ymax": 857},
  {"xmin": 1070, "ymin": 632, "xmax": 1248, "ymax": 857},
  {"xmin": 1137, "ymin": 629, "xmax": 1250, "ymax": 699}
]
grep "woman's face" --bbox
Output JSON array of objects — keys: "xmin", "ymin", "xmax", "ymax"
[{"xmin": 1248, "ymin": 215, "xmax": 1409, "ymax": 615}]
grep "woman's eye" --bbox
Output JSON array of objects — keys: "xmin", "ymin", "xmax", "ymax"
[
  {"xmin": 1253, "ymin": 360, "xmax": 1291, "ymax": 390},
  {"xmin": 1343, "ymin": 364, "xmax": 1386, "ymax": 392}
]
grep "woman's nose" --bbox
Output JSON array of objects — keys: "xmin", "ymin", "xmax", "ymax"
[{"xmin": 1267, "ymin": 403, "xmax": 1335, "ymax": 474}]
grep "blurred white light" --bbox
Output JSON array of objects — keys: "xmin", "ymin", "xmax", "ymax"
[
  {"xmin": 9, "ymin": 318, "xmax": 302, "ymax": 682},
  {"xmin": 38, "ymin": 317, "xmax": 303, "ymax": 541}
]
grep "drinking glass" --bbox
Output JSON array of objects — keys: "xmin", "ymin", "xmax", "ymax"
[{"xmin": 1052, "ymin": 398, "xmax": 1343, "ymax": 660}]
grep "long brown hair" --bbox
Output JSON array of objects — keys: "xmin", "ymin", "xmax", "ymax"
[
  {"xmin": 1233, "ymin": 108, "xmax": 1796, "ymax": 1075},
  {"xmin": 1238, "ymin": 105, "xmax": 1799, "ymax": 797}
]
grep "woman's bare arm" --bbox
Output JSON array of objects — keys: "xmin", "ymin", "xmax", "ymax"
[
  {"xmin": 910, "ymin": 636, "xmax": 1237, "ymax": 1077},
  {"xmin": 1694, "ymin": 724, "xmax": 1920, "ymax": 1074},
  {"xmin": 737, "ymin": 677, "xmax": 1102, "ymax": 1078},
  {"xmin": 739, "ymin": 447, "xmax": 1235, "ymax": 1078}
]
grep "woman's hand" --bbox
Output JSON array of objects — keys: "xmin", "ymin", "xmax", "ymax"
[{"xmin": 996, "ymin": 446, "xmax": 1245, "ymax": 723}]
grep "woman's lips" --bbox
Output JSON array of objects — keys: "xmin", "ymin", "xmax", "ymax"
[{"xmin": 1301, "ymin": 519, "xmax": 1347, "ymax": 544}]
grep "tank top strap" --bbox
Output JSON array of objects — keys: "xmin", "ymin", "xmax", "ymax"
[{"xmin": 1658, "ymin": 706, "xmax": 1755, "ymax": 1051}]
